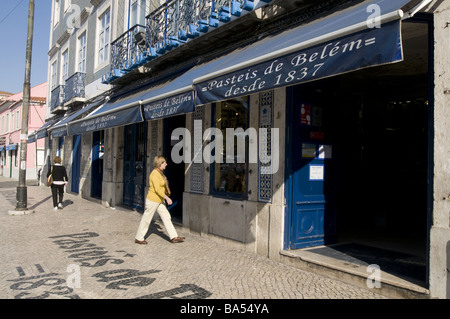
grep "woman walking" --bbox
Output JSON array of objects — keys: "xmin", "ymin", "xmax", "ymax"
[
  {"xmin": 135, "ymin": 156, "xmax": 185, "ymax": 244},
  {"xmin": 47, "ymin": 156, "xmax": 68, "ymax": 210}
]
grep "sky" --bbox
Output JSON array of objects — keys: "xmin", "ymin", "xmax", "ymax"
[{"xmin": 0, "ymin": 0, "xmax": 52, "ymax": 95}]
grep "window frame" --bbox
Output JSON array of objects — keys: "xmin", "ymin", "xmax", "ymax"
[
  {"xmin": 78, "ymin": 31, "xmax": 87, "ymax": 73},
  {"xmin": 53, "ymin": 0, "xmax": 60, "ymax": 27},
  {"xmin": 51, "ymin": 59, "xmax": 58, "ymax": 90},
  {"xmin": 61, "ymin": 49, "xmax": 69, "ymax": 82},
  {"xmin": 209, "ymin": 98, "xmax": 250, "ymax": 200},
  {"xmin": 64, "ymin": 0, "xmax": 71, "ymax": 13},
  {"xmin": 98, "ymin": 8, "xmax": 111, "ymax": 66},
  {"xmin": 130, "ymin": 0, "xmax": 147, "ymax": 27}
]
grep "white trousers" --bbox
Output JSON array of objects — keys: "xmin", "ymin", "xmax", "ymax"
[{"xmin": 135, "ymin": 199, "xmax": 178, "ymax": 241}]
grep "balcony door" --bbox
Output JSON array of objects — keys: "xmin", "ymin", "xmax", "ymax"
[{"xmin": 129, "ymin": 0, "xmax": 146, "ymax": 28}]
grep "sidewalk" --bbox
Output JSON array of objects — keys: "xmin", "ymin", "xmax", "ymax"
[{"xmin": 0, "ymin": 177, "xmax": 386, "ymax": 300}]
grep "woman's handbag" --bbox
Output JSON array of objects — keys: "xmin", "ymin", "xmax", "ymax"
[{"xmin": 46, "ymin": 166, "xmax": 53, "ymax": 187}]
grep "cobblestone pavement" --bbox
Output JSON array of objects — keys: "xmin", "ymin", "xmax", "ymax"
[{"xmin": 0, "ymin": 178, "xmax": 386, "ymax": 302}]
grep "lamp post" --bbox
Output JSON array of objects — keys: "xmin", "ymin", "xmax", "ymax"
[{"xmin": 16, "ymin": 0, "xmax": 35, "ymax": 211}]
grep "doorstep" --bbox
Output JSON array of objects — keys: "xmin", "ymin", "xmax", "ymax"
[{"xmin": 280, "ymin": 242, "xmax": 430, "ymax": 299}]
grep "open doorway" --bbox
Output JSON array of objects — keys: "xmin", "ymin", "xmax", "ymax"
[
  {"xmin": 286, "ymin": 19, "xmax": 431, "ymax": 287},
  {"xmin": 335, "ymin": 20, "xmax": 430, "ymax": 258},
  {"xmin": 163, "ymin": 115, "xmax": 186, "ymax": 223}
]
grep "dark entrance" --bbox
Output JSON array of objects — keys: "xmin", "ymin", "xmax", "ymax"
[
  {"xmin": 334, "ymin": 21, "xmax": 430, "ymax": 254},
  {"xmin": 163, "ymin": 115, "xmax": 186, "ymax": 222},
  {"xmin": 286, "ymin": 21, "xmax": 430, "ymax": 275},
  {"xmin": 123, "ymin": 122, "xmax": 147, "ymax": 211},
  {"xmin": 91, "ymin": 130, "xmax": 104, "ymax": 199}
]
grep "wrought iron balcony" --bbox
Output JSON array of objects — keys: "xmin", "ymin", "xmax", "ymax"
[
  {"xmin": 111, "ymin": 24, "xmax": 147, "ymax": 72},
  {"xmin": 146, "ymin": 0, "xmax": 252, "ymax": 54},
  {"xmin": 103, "ymin": 0, "xmax": 273, "ymax": 84},
  {"xmin": 63, "ymin": 72, "xmax": 86, "ymax": 106},
  {"xmin": 50, "ymin": 85, "xmax": 65, "ymax": 112}
]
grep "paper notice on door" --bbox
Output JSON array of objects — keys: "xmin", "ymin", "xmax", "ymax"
[{"xmin": 309, "ymin": 165, "xmax": 324, "ymax": 181}]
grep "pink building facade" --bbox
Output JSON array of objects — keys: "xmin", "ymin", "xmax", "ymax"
[{"xmin": 0, "ymin": 82, "xmax": 47, "ymax": 180}]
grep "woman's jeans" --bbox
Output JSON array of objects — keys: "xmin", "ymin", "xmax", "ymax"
[{"xmin": 51, "ymin": 184, "xmax": 64, "ymax": 207}]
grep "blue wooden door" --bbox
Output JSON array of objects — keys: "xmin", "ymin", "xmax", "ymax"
[
  {"xmin": 287, "ymin": 84, "xmax": 336, "ymax": 249},
  {"xmin": 71, "ymin": 135, "xmax": 81, "ymax": 193},
  {"xmin": 123, "ymin": 122, "xmax": 147, "ymax": 211}
]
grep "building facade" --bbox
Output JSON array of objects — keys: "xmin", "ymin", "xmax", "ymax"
[
  {"xmin": 39, "ymin": 0, "xmax": 450, "ymax": 298},
  {"xmin": 1, "ymin": 82, "xmax": 47, "ymax": 180}
]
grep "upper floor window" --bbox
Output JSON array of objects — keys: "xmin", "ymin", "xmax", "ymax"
[
  {"xmin": 78, "ymin": 32, "xmax": 87, "ymax": 73},
  {"xmin": 98, "ymin": 9, "xmax": 111, "ymax": 65},
  {"xmin": 62, "ymin": 49, "xmax": 69, "ymax": 82},
  {"xmin": 16, "ymin": 110, "xmax": 20, "ymax": 130},
  {"xmin": 53, "ymin": 0, "xmax": 60, "ymax": 27},
  {"xmin": 51, "ymin": 60, "xmax": 58, "ymax": 89},
  {"xmin": 64, "ymin": 0, "xmax": 71, "ymax": 13},
  {"xmin": 130, "ymin": 0, "xmax": 147, "ymax": 27}
]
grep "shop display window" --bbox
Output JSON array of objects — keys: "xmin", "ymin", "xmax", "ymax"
[{"xmin": 211, "ymin": 98, "xmax": 249, "ymax": 197}]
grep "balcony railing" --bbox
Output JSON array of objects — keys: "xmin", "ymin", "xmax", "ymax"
[
  {"xmin": 50, "ymin": 85, "xmax": 65, "ymax": 112},
  {"xmin": 111, "ymin": 24, "xmax": 147, "ymax": 71},
  {"xmin": 103, "ymin": 0, "xmax": 273, "ymax": 84},
  {"xmin": 63, "ymin": 72, "xmax": 86, "ymax": 105}
]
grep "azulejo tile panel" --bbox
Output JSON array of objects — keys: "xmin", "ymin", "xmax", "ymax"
[{"xmin": 258, "ymin": 91, "xmax": 273, "ymax": 203}]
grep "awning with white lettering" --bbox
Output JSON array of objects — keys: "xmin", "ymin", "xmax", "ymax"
[
  {"xmin": 68, "ymin": 89, "xmax": 145, "ymax": 135},
  {"xmin": 68, "ymin": 74, "xmax": 195, "ymax": 134},
  {"xmin": 192, "ymin": 0, "xmax": 411, "ymax": 105},
  {"xmin": 50, "ymin": 100, "xmax": 104, "ymax": 138}
]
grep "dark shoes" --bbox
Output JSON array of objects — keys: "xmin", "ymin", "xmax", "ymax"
[
  {"xmin": 171, "ymin": 237, "xmax": 185, "ymax": 243},
  {"xmin": 135, "ymin": 237, "xmax": 185, "ymax": 244},
  {"xmin": 135, "ymin": 239, "xmax": 148, "ymax": 245}
]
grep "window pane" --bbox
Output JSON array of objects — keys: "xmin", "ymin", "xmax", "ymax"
[
  {"xmin": 98, "ymin": 9, "xmax": 110, "ymax": 64},
  {"xmin": 213, "ymin": 98, "xmax": 249, "ymax": 195},
  {"xmin": 78, "ymin": 33, "xmax": 86, "ymax": 72}
]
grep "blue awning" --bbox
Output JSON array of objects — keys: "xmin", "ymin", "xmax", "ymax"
[
  {"xmin": 139, "ymin": 78, "xmax": 194, "ymax": 120},
  {"xmin": 193, "ymin": 0, "xmax": 411, "ymax": 105},
  {"xmin": 68, "ymin": 75, "xmax": 195, "ymax": 134},
  {"xmin": 27, "ymin": 132, "xmax": 36, "ymax": 143},
  {"xmin": 5, "ymin": 144, "xmax": 17, "ymax": 151},
  {"xmin": 68, "ymin": 94, "xmax": 145, "ymax": 135},
  {"xmin": 50, "ymin": 100, "xmax": 104, "ymax": 138},
  {"xmin": 35, "ymin": 119, "xmax": 59, "ymax": 139}
]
